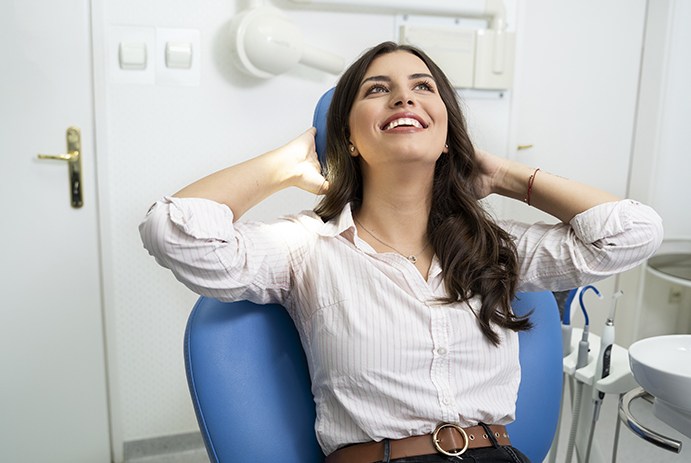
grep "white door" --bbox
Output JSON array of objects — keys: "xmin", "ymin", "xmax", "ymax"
[
  {"xmin": 0, "ymin": 1, "xmax": 111, "ymax": 462},
  {"xmin": 511, "ymin": 0, "xmax": 647, "ymax": 210}
]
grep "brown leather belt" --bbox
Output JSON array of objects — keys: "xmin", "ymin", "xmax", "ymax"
[{"xmin": 326, "ymin": 423, "xmax": 511, "ymax": 463}]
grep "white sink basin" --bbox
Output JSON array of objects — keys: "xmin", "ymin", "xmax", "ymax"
[{"xmin": 629, "ymin": 335, "xmax": 691, "ymax": 412}]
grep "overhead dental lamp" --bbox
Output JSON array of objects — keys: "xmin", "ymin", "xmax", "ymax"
[{"xmin": 229, "ymin": 6, "xmax": 345, "ymax": 78}]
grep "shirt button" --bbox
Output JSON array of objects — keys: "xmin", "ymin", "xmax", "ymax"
[
  {"xmin": 442, "ymin": 397, "xmax": 452, "ymax": 405},
  {"xmin": 436, "ymin": 347, "xmax": 448, "ymax": 356}
]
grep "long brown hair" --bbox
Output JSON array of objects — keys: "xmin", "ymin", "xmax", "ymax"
[{"xmin": 315, "ymin": 42, "xmax": 529, "ymax": 345}]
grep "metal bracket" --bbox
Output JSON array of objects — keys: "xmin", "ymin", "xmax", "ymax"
[{"xmin": 618, "ymin": 387, "xmax": 683, "ymax": 453}]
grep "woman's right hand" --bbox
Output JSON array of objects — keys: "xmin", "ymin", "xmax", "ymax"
[
  {"xmin": 279, "ymin": 128, "xmax": 329, "ymax": 195},
  {"xmin": 174, "ymin": 128, "xmax": 329, "ymax": 220}
]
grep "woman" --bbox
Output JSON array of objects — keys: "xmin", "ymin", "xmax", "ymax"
[{"xmin": 140, "ymin": 42, "xmax": 662, "ymax": 462}]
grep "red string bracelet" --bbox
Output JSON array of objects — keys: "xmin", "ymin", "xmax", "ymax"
[{"xmin": 525, "ymin": 168, "xmax": 540, "ymax": 206}]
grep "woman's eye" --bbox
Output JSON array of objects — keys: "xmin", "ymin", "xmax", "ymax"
[
  {"xmin": 365, "ymin": 84, "xmax": 388, "ymax": 95},
  {"xmin": 414, "ymin": 81, "xmax": 433, "ymax": 91}
]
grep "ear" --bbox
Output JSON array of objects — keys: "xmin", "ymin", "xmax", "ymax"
[{"xmin": 349, "ymin": 143, "xmax": 359, "ymax": 157}]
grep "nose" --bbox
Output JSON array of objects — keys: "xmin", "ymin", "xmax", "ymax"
[{"xmin": 390, "ymin": 86, "xmax": 415, "ymax": 107}]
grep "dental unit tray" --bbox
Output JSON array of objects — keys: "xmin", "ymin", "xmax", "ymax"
[{"xmin": 563, "ymin": 328, "xmax": 637, "ymax": 394}]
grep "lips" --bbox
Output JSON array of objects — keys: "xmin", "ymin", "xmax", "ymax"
[{"xmin": 381, "ymin": 113, "xmax": 428, "ymax": 131}]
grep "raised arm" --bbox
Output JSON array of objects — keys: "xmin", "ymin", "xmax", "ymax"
[
  {"xmin": 474, "ymin": 149, "xmax": 663, "ymax": 291},
  {"xmin": 474, "ymin": 149, "xmax": 619, "ymax": 223},
  {"xmin": 174, "ymin": 128, "xmax": 328, "ymax": 219},
  {"xmin": 139, "ymin": 128, "xmax": 328, "ymax": 304}
]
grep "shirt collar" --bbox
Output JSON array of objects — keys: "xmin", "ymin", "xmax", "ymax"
[
  {"xmin": 315, "ymin": 204, "xmax": 443, "ymax": 280},
  {"xmin": 315, "ymin": 203, "xmax": 357, "ymax": 239},
  {"xmin": 314, "ymin": 203, "xmax": 379, "ymax": 255}
]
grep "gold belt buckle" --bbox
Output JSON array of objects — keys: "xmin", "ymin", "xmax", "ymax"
[{"xmin": 432, "ymin": 423, "xmax": 469, "ymax": 457}]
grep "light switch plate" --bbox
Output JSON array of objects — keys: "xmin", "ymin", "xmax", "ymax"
[
  {"xmin": 165, "ymin": 42, "xmax": 193, "ymax": 69},
  {"xmin": 156, "ymin": 28, "xmax": 201, "ymax": 86},
  {"xmin": 119, "ymin": 42, "xmax": 147, "ymax": 70},
  {"xmin": 108, "ymin": 26, "xmax": 156, "ymax": 84}
]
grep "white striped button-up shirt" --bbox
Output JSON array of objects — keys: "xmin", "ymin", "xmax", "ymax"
[{"xmin": 139, "ymin": 197, "xmax": 662, "ymax": 454}]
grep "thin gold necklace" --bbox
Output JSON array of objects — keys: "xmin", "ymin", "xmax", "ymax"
[{"xmin": 354, "ymin": 217, "xmax": 430, "ymax": 264}]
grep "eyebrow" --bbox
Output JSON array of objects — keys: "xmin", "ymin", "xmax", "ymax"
[{"xmin": 360, "ymin": 73, "xmax": 435, "ymax": 86}]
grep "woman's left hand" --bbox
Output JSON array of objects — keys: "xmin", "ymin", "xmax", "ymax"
[
  {"xmin": 474, "ymin": 149, "xmax": 508, "ymax": 198},
  {"xmin": 474, "ymin": 148, "xmax": 621, "ymax": 223}
]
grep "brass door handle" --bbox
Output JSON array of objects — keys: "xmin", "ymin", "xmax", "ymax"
[
  {"xmin": 37, "ymin": 127, "xmax": 83, "ymax": 208},
  {"xmin": 38, "ymin": 152, "xmax": 78, "ymax": 162}
]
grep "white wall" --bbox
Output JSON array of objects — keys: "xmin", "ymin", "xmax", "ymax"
[{"xmin": 94, "ymin": 0, "xmax": 688, "ymax": 457}]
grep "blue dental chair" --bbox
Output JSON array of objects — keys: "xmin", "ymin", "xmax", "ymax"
[
  {"xmin": 184, "ymin": 292, "xmax": 562, "ymax": 463},
  {"xmin": 183, "ymin": 90, "xmax": 563, "ymax": 463}
]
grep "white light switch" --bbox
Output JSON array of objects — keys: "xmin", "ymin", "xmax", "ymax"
[
  {"xmin": 165, "ymin": 42, "xmax": 193, "ymax": 69},
  {"xmin": 156, "ymin": 28, "xmax": 201, "ymax": 86},
  {"xmin": 109, "ymin": 26, "xmax": 155, "ymax": 84},
  {"xmin": 119, "ymin": 42, "xmax": 147, "ymax": 70}
]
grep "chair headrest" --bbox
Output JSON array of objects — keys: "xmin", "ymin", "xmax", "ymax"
[{"xmin": 311, "ymin": 87, "xmax": 335, "ymax": 168}]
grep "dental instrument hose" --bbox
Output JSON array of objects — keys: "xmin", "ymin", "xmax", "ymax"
[
  {"xmin": 565, "ymin": 285, "xmax": 600, "ymax": 463},
  {"xmin": 562, "ymin": 288, "xmax": 578, "ymax": 357},
  {"xmin": 563, "ymin": 288, "xmax": 579, "ymax": 409},
  {"xmin": 547, "ymin": 288, "xmax": 579, "ymax": 463},
  {"xmin": 585, "ymin": 290, "xmax": 623, "ymax": 463}
]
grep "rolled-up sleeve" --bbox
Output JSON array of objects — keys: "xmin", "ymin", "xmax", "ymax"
[
  {"xmin": 502, "ymin": 200, "xmax": 663, "ymax": 292},
  {"xmin": 139, "ymin": 196, "xmax": 307, "ymax": 305}
]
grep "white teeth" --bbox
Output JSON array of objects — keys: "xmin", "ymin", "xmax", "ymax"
[{"xmin": 384, "ymin": 118, "xmax": 423, "ymax": 130}]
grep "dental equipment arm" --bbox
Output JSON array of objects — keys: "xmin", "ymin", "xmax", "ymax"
[
  {"xmin": 593, "ymin": 291, "xmax": 622, "ymax": 404},
  {"xmin": 564, "ymin": 285, "xmax": 600, "ymax": 463},
  {"xmin": 585, "ymin": 290, "xmax": 623, "ymax": 462},
  {"xmin": 547, "ymin": 288, "xmax": 579, "ymax": 463}
]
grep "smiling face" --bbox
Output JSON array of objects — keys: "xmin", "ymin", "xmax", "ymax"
[
  {"xmin": 316, "ymin": 42, "xmax": 477, "ymax": 222},
  {"xmin": 347, "ymin": 51, "xmax": 449, "ymax": 170}
]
